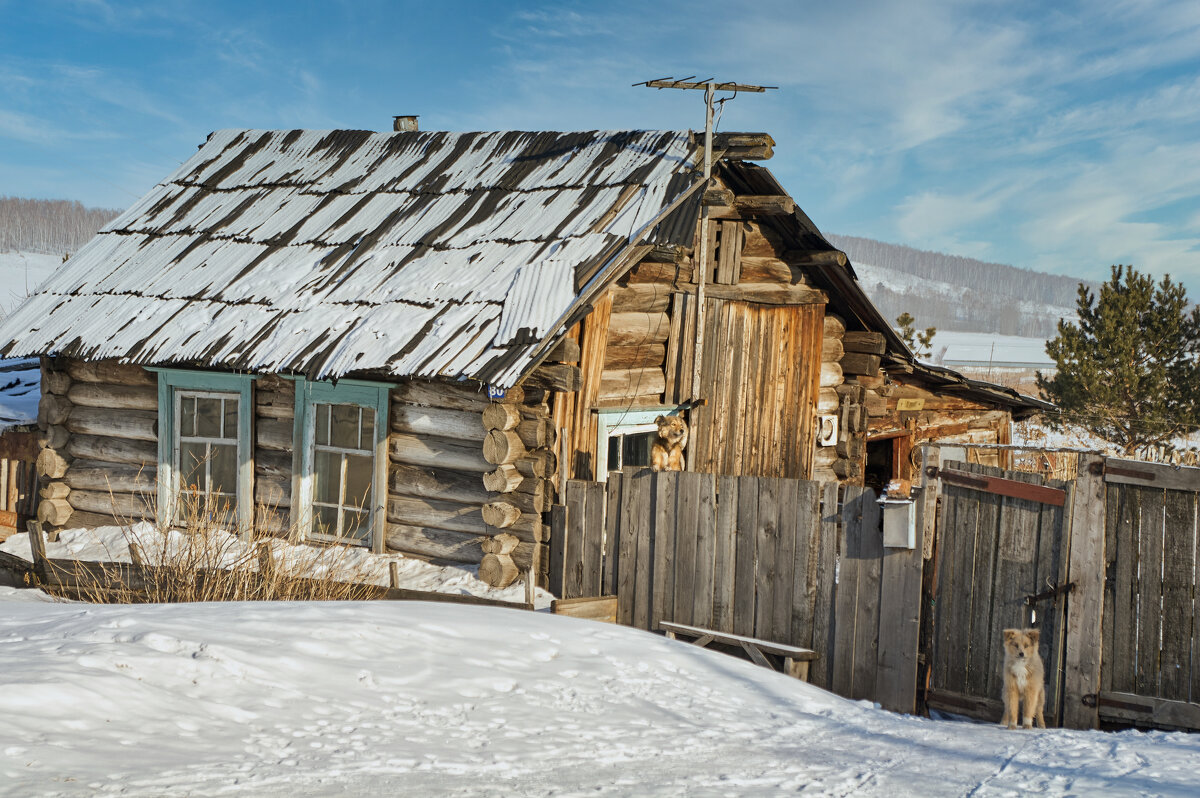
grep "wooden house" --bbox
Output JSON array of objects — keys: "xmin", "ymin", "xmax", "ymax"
[{"xmin": 0, "ymin": 126, "xmax": 1046, "ymax": 585}]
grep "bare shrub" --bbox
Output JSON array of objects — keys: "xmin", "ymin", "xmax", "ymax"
[{"xmin": 45, "ymin": 484, "xmax": 381, "ymax": 604}]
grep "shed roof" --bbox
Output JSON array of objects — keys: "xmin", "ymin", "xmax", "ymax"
[{"xmin": 0, "ymin": 129, "xmax": 701, "ymax": 387}]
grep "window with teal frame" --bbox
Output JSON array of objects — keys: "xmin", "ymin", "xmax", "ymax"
[
  {"xmin": 595, "ymin": 406, "xmax": 686, "ymax": 475},
  {"xmin": 293, "ymin": 379, "xmax": 391, "ymax": 552},
  {"xmin": 154, "ymin": 369, "xmax": 255, "ymax": 535}
]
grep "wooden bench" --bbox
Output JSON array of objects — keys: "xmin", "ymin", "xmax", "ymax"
[{"xmin": 659, "ymin": 621, "xmax": 818, "ymax": 681}]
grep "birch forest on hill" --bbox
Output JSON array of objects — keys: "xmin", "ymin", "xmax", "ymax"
[
  {"xmin": 0, "ymin": 197, "xmax": 121, "ymax": 256},
  {"xmin": 829, "ymin": 234, "xmax": 1093, "ymax": 338}
]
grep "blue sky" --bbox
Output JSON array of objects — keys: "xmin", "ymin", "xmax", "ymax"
[{"xmin": 2, "ymin": 0, "xmax": 1199, "ymax": 291}]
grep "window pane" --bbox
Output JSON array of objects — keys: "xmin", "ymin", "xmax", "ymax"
[
  {"xmin": 210, "ymin": 442, "xmax": 237, "ymax": 495},
  {"xmin": 330, "ymin": 404, "xmax": 359, "ymax": 448},
  {"xmin": 359, "ymin": 409, "xmax": 374, "ymax": 451},
  {"xmin": 179, "ymin": 440, "xmax": 208, "ymax": 493},
  {"xmin": 313, "ymin": 450, "xmax": 341, "ymax": 504},
  {"xmin": 342, "ymin": 510, "xmax": 369, "ymax": 541},
  {"xmin": 607, "ymin": 436, "xmax": 621, "ymax": 471},
  {"xmin": 223, "ymin": 397, "xmax": 238, "ymax": 439},
  {"xmin": 180, "ymin": 396, "xmax": 196, "ymax": 437},
  {"xmin": 623, "ymin": 432, "xmax": 655, "ymax": 468},
  {"xmin": 195, "ymin": 396, "xmax": 223, "ymax": 438},
  {"xmin": 344, "ymin": 453, "xmax": 373, "ymax": 510},
  {"xmin": 313, "ymin": 505, "xmax": 339, "ymax": 537},
  {"xmin": 315, "ymin": 404, "xmax": 330, "ymax": 446}
]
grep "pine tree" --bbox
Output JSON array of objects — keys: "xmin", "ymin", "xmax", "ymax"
[
  {"xmin": 1037, "ymin": 265, "xmax": 1200, "ymax": 455},
  {"xmin": 895, "ymin": 312, "xmax": 937, "ymax": 358}
]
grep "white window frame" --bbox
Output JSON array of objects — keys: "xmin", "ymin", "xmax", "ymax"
[
  {"xmin": 596, "ymin": 406, "xmax": 685, "ymax": 475},
  {"xmin": 293, "ymin": 378, "xmax": 390, "ymax": 553},
  {"xmin": 154, "ymin": 369, "xmax": 255, "ymax": 537}
]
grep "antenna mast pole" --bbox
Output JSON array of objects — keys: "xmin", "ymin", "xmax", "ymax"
[{"xmin": 635, "ymin": 77, "xmax": 777, "ymax": 402}]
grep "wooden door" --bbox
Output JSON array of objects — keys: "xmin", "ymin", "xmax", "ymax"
[
  {"xmin": 925, "ymin": 461, "xmax": 1071, "ymax": 724},
  {"xmin": 687, "ymin": 299, "xmax": 823, "ymax": 478}
]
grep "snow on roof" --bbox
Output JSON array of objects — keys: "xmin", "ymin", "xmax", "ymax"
[{"xmin": 0, "ymin": 129, "xmax": 701, "ymax": 387}]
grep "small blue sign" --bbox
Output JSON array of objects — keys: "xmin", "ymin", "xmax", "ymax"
[{"xmin": 487, "ymin": 385, "xmax": 506, "ymax": 400}]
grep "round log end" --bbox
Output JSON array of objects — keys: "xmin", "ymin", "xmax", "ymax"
[
  {"xmin": 37, "ymin": 497, "xmax": 73, "ymax": 527},
  {"xmin": 481, "ymin": 501, "xmax": 521, "ymax": 529},
  {"xmin": 482, "ymin": 464, "xmax": 522, "ymax": 493},
  {"xmin": 35, "ymin": 447, "xmax": 70, "ymax": 479},
  {"xmin": 482, "ymin": 403, "xmax": 521, "ymax": 431},
  {"xmin": 479, "ymin": 553, "xmax": 519, "ymax": 588}
]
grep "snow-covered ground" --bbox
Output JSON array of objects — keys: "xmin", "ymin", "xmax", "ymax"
[
  {"xmin": 0, "ymin": 251, "xmax": 60, "ymax": 314},
  {"xmin": 1, "ymin": 590, "xmax": 1196, "ymax": 796}
]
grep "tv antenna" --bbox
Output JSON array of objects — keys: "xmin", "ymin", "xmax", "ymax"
[{"xmin": 635, "ymin": 77, "xmax": 778, "ymax": 401}]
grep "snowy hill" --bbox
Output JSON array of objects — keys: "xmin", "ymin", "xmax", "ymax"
[
  {"xmin": 0, "ymin": 251, "xmax": 60, "ymax": 314},
  {"xmin": 1, "ymin": 581, "xmax": 1197, "ymax": 795}
]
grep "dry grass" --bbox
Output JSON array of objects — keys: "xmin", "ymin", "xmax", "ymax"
[{"xmin": 42, "ymin": 488, "xmax": 383, "ymax": 604}]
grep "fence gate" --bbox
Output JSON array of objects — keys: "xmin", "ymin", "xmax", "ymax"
[
  {"xmin": 925, "ymin": 460, "xmax": 1072, "ymax": 724},
  {"xmin": 1098, "ymin": 459, "xmax": 1200, "ymax": 731}
]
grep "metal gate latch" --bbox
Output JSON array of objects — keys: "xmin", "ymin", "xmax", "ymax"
[{"xmin": 1024, "ymin": 580, "xmax": 1076, "ymax": 606}]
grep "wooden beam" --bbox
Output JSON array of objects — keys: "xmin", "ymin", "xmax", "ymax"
[
  {"xmin": 700, "ymin": 283, "xmax": 827, "ymax": 306},
  {"xmin": 709, "ymin": 195, "xmax": 796, "ymax": 218},
  {"xmin": 523, "ymin": 363, "xmax": 582, "ymax": 393},
  {"xmin": 1103, "ymin": 457, "xmax": 1200, "ymax": 492},
  {"xmin": 702, "ymin": 186, "xmax": 735, "ymax": 206},
  {"xmin": 545, "ymin": 337, "xmax": 582, "ymax": 364},
  {"xmin": 783, "ymin": 250, "xmax": 848, "ymax": 267},
  {"xmin": 1062, "ymin": 453, "xmax": 1107, "ymax": 730},
  {"xmin": 938, "ymin": 467, "xmax": 1066, "ymax": 507},
  {"xmin": 842, "ymin": 332, "xmax": 887, "ymax": 355},
  {"xmin": 1098, "ymin": 691, "xmax": 1200, "ymax": 731},
  {"xmin": 840, "ymin": 353, "xmax": 882, "ymax": 376}
]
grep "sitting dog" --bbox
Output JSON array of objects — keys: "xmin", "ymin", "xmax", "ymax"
[
  {"xmin": 1001, "ymin": 628, "xmax": 1046, "ymax": 729},
  {"xmin": 650, "ymin": 415, "xmax": 688, "ymax": 472}
]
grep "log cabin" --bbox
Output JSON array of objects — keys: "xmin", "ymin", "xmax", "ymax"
[{"xmin": 0, "ymin": 125, "xmax": 1047, "ymax": 586}]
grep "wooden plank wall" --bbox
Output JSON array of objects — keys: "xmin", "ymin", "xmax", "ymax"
[
  {"xmin": 547, "ymin": 479, "xmax": 605, "ymax": 598},
  {"xmin": 552, "ymin": 470, "xmax": 925, "ymax": 712},
  {"xmin": 826, "ymin": 485, "xmax": 923, "ymax": 712},
  {"xmin": 926, "ymin": 461, "xmax": 1071, "ymax": 725},
  {"xmin": 689, "ymin": 300, "xmax": 823, "ymax": 479},
  {"xmin": 1100, "ymin": 463, "xmax": 1200, "ymax": 728},
  {"xmin": 595, "ymin": 469, "xmax": 828, "ymax": 645}
]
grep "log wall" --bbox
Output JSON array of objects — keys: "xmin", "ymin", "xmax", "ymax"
[
  {"xmin": 38, "ymin": 356, "xmax": 158, "ymax": 531},
  {"xmin": 866, "ymin": 378, "xmax": 1013, "ymax": 480},
  {"xmin": 384, "ymin": 380, "xmax": 555, "ymax": 582}
]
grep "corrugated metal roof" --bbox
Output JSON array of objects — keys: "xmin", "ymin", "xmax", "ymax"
[{"xmin": 0, "ymin": 129, "xmax": 701, "ymax": 387}]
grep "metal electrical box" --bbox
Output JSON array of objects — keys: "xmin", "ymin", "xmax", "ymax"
[{"xmin": 880, "ymin": 497, "xmax": 917, "ymax": 549}]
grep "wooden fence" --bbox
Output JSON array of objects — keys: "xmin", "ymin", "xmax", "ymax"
[
  {"xmin": 550, "ymin": 469, "xmax": 926, "ymax": 713},
  {"xmin": 1098, "ymin": 458, "xmax": 1200, "ymax": 730},
  {"xmin": 0, "ymin": 427, "xmax": 39, "ymax": 540}
]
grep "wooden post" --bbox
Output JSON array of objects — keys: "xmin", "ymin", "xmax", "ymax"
[
  {"xmin": 26, "ymin": 519, "xmax": 47, "ymax": 582},
  {"xmin": 920, "ymin": 444, "xmax": 941, "ymax": 560},
  {"xmin": 1062, "ymin": 453, "xmax": 1107, "ymax": 729}
]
